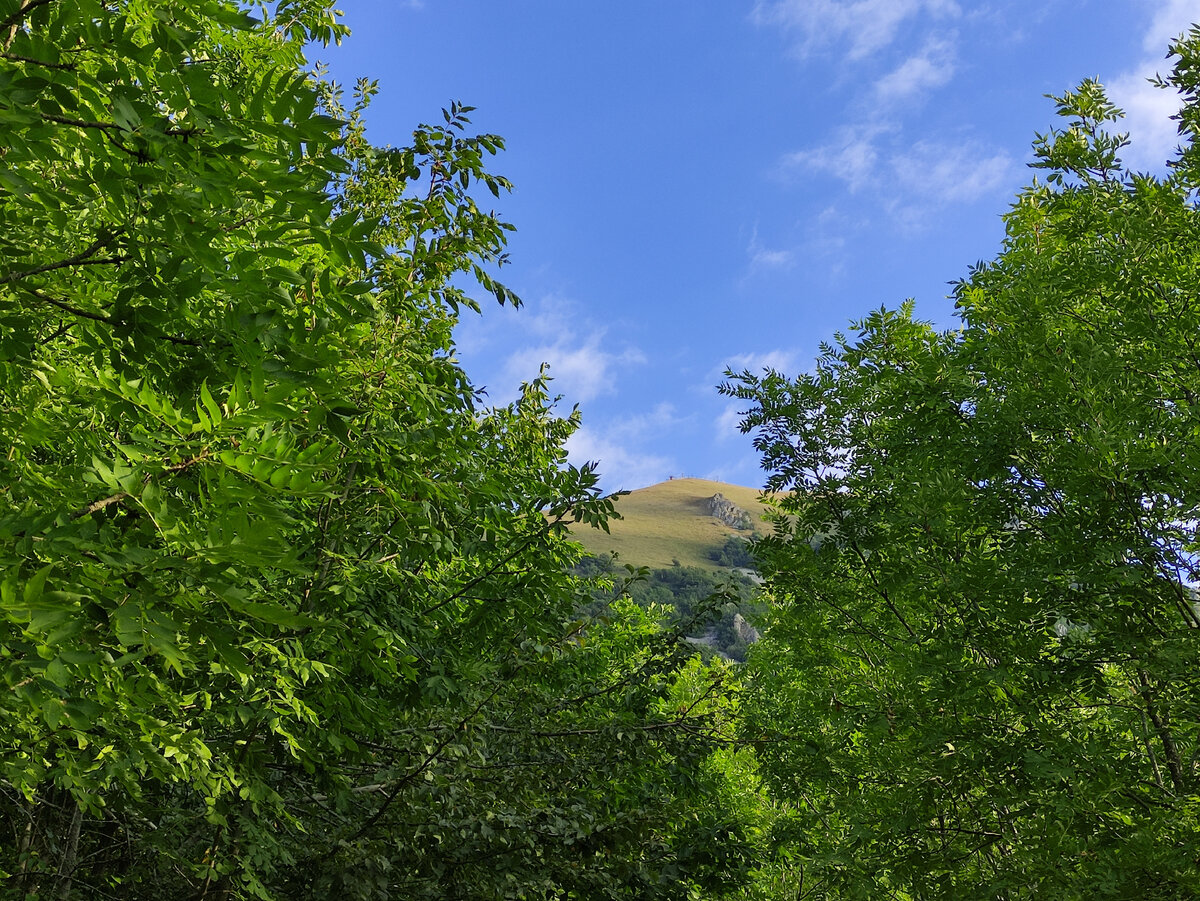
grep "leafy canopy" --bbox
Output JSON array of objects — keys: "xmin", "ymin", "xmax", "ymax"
[
  {"xmin": 725, "ymin": 27, "xmax": 1200, "ymax": 901},
  {"xmin": 0, "ymin": 2, "xmax": 748, "ymax": 898}
]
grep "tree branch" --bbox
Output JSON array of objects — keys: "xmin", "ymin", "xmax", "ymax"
[
  {"xmin": 69, "ymin": 455, "xmax": 209, "ymax": 521},
  {"xmin": 23, "ymin": 286, "xmax": 109, "ymax": 322},
  {"xmin": 23, "ymin": 287, "xmax": 205, "ymax": 346},
  {"xmin": 0, "ymin": 50, "xmax": 73, "ymax": 69},
  {"xmin": 420, "ymin": 517, "xmax": 559, "ymax": 618},
  {"xmin": 0, "ymin": 236, "xmax": 122, "ymax": 285},
  {"xmin": 69, "ymin": 492, "xmax": 129, "ymax": 520},
  {"xmin": 1, "ymin": 0, "xmax": 56, "ymax": 49},
  {"xmin": 39, "ymin": 111, "xmax": 122, "ymax": 131},
  {"xmin": 1138, "ymin": 670, "xmax": 1186, "ymax": 794},
  {"xmin": 344, "ymin": 678, "xmax": 507, "ymax": 844},
  {"xmin": 39, "ymin": 318, "xmax": 73, "ymax": 345}
]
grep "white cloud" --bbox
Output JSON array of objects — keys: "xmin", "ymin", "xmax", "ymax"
[
  {"xmin": 873, "ymin": 37, "xmax": 956, "ymax": 104},
  {"xmin": 465, "ymin": 293, "xmax": 645, "ymax": 406},
  {"xmin": 807, "ymin": 205, "xmax": 851, "ymax": 256},
  {"xmin": 720, "ymin": 349, "xmax": 801, "ymax": 377},
  {"xmin": 620, "ymin": 402, "xmax": 686, "ymax": 438},
  {"xmin": 752, "ymin": 0, "xmax": 960, "ymax": 60},
  {"xmin": 715, "ymin": 403, "xmax": 745, "ymax": 443},
  {"xmin": 566, "ymin": 425, "xmax": 675, "ymax": 492},
  {"xmin": 1105, "ymin": 1, "xmax": 1196, "ymax": 172},
  {"xmin": 702, "ymin": 452, "xmax": 768, "ymax": 489},
  {"xmin": 782, "ymin": 124, "xmax": 891, "ymax": 192},
  {"xmin": 891, "ymin": 139, "xmax": 1015, "ymax": 204},
  {"xmin": 1138, "ymin": 0, "xmax": 1196, "ymax": 53},
  {"xmin": 885, "ymin": 139, "xmax": 1015, "ymax": 231},
  {"xmin": 751, "ymin": 247, "xmax": 796, "ymax": 268},
  {"xmin": 742, "ymin": 208, "xmax": 855, "ymax": 285},
  {"xmin": 760, "ymin": 0, "xmax": 1003, "ymax": 232},
  {"xmin": 783, "ymin": 127, "xmax": 1014, "ymax": 227},
  {"xmin": 1108, "ymin": 65, "xmax": 1184, "ymax": 172},
  {"xmin": 503, "ymin": 336, "xmax": 644, "ymax": 405},
  {"xmin": 746, "ymin": 225, "xmax": 796, "ymax": 272}
]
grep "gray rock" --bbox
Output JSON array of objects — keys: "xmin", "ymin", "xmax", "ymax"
[
  {"xmin": 732, "ymin": 613, "xmax": 760, "ymax": 645},
  {"xmin": 708, "ymin": 493, "xmax": 753, "ymax": 530}
]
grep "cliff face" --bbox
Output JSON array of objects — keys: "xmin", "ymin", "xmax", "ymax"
[
  {"xmin": 732, "ymin": 613, "xmax": 761, "ymax": 645},
  {"xmin": 708, "ymin": 493, "xmax": 753, "ymax": 531}
]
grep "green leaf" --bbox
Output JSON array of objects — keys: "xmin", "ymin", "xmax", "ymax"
[
  {"xmin": 200, "ymin": 380, "xmax": 222, "ymax": 427},
  {"xmin": 0, "ymin": 169, "xmax": 33, "ymax": 194},
  {"xmin": 23, "ymin": 563, "xmax": 52, "ymax": 604},
  {"xmin": 224, "ymin": 597, "xmax": 320, "ymax": 630}
]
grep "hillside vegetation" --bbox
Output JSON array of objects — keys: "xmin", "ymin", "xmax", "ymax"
[{"xmin": 569, "ymin": 477, "xmax": 776, "ymax": 571}]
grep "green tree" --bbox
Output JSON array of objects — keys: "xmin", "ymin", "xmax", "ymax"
[
  {"xmin": 0, "ymin": 2, "xmax": 746, "ymax": 897},
  {"xmin": 724, "ymin": 32, "xmax": 1200, "ymax": 901},
  {"xmin": 709, "ymin": 535, "xmax": 758, "ymax": 570}
]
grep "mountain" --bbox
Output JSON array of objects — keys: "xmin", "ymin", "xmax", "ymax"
[{"xmin": 567, "ymin": 477, "xmax": 776, "ymax": 571}]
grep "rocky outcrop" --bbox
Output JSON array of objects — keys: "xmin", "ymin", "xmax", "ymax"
[
  {"xmin": 708, "ymin": 493, "xmax": 753, "ymax": 530},
  {"xmin": 732, "ymin": 613, "xmax": 760, "ymax": 645}
]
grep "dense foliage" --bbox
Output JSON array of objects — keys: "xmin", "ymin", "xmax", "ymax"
[
  {"xmin": 576, "ymin": 554, "xmax": 763, "ymax": 662},
  {"xmin": 0, "ymin": 2, "xmax": 749, "ymax": 897},
  {"xmin": 708, "ymin": 535, "xmax": 758, "ymax": 570},
  {"xmin": 725, "ymin": 37, "xmax": 1200, "ymax": 900}
]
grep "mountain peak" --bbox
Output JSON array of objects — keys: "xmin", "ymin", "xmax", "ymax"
[{"xmin": 570, "ymin": 477, "xmax": 773, "ymax": 571}]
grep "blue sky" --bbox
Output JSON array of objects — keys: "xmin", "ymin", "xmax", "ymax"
[{"xmin": 320, "ymin": 0, "xmax": 1195, "ymax": 492}]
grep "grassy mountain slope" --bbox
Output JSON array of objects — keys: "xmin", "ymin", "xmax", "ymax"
[{"xmin": 569, "ymin": 477, "xmax": 775, "ymax": 571}]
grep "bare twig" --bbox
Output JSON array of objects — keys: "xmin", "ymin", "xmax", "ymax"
[{"xmin": 69, "ymin": 492, "xmax": 130, "ymax": 520}]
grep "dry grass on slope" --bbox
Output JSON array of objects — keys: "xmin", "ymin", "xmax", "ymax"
[{"xmin": 568, "ymin": 477, "xmax": 778, "ymax": 571}]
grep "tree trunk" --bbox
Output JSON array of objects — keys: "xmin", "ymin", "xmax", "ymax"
[{"xmin": 56, "ymin": 800, "xmax": 83, "ymax": 900}]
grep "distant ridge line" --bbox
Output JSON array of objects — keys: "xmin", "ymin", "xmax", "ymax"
[{"xmin": 570, "ymin": 477, "xmax": 773, "ymax": 571}]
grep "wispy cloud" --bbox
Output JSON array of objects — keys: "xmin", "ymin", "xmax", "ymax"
[
  {"xmin": 757, "ymin": 0, "xmax": 994, "ymax": 239},
  {"xmin": 702, "ymin": 452, "xmax": 768, "ymax": 490},
  {"xmin": 746, "ymin": 225, "xmax": 796, "ymax": 272},
  {"xmin": 503, "ymin": 334, "xmax": 644, "ymax": 405},
  {"xmin": 807, "ymin": 205, "xmax": 851, "ymax": 257},
  {"xmin": 459, "ymin": 293, "xmax": 646, "ymax": 406},
  {"xmin": 621, "ymin": 402, "xmax": 687, "ymax": 438},
  {"xmin": 1106, "ymin": 0, "xmax": 1196, "ymax": 172},
  {"xmin": 750, "ymin": 247, "xmax": 796, "ymax": 269},
  {"xmin": 886, "ymin": 139, "xmax": 1015, "ymax": 230},
  {"xmin": 714, "ymin": 403, "xmax": 745, "ymax": 443},
  {"xmin": 782, "ymin": 124, "xmax": 891, "ymax": 192},
  {"xmin": 706, "ymin": 351, "xmax": 799, "ymax": 450},
  {"xmin": 873, "ymin": 37, "xmax": 956, "ymax": 104},
  {"xmin": 720, "ymin": 349, "xmax": 801, "ymax": 377},
  {"xmin": 891, "ymin": 139, "xmax": 1015, "ymax": 204},
  {"xmin": 752, "ymin": 0, "xmax": 960, "ymax": 60},
  {"xmin": 1109, "ymin": 71, "xmax": 1184, "ymax": 171},
  {"xmin": 566, "ymin": 421, "xmax": 676, "ymax": 492},
  {"xmin": 741, "ymin": 208, "xmax": 854, "ymax": 284},
  {"xmin": 783, "ymin": 127, "xmax": 1015, "ymax": 228},
  {"xmin": 1138, "ymin": 0, "xmax": 1197, "ymax": 53}
]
